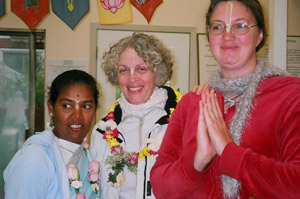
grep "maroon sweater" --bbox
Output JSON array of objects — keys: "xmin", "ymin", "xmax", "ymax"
[{"xmin": 150, "ymin": 76, "xmax": 300, "ymax": 199}]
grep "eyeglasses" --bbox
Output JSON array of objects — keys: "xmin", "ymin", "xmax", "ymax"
[{"xmin": 208, "ymin": 22, "xmax": 258, "ymax": 35}]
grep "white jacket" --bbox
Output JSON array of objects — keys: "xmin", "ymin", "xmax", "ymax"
[{"xmin": 90, "ymin": 86, "xmax": 181, "ymax": 199}]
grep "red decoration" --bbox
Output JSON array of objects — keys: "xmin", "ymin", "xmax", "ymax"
[
  {"xmin": 11, "ymin": 0, "xmax": 49, "ymax": 31},
  {"xmin": 130, "ymin": 0, "xmax": 162, "ymax": 23}
]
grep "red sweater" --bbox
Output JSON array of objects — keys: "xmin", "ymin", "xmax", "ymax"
[{"xmin": 150, "ymin": 76, "xmax": 300, "ymax": 199}]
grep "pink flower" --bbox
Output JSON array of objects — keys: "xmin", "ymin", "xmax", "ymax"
[
  {"xmin": 110, "ymin": 128, "xmax": 119, "ymax": 137},
  {"xmin": 67, "ymin": 163, "xmax": 79, "ymax": 181},
  {"xmin": 100, "ymin": 0, "xmax": 125, "ymax": 14},
  {"xmin": 106, "ymin": 111, "xmax": 115, "ymax": 120},
  {"xmin": 76, "ymin": 193, "xmax": 86, "ymax": 199},
  {"xmin": 111, "ymin": 145, "xmax": 122, "ymax": 155},
  {"xmin": 83, "ymin": 142, "xmax": 89, "ymax": 149},
  {"xmin": 88, "ymin": 173, "xmax": 100, "ymax": 182},
  {"xmin": 127, "ymin": 152, "xmax": 138, "ymax": 166},
  {"xmin": 103, "ymin": 129, "xmax": 119, "ymax": 139},
  {"xmin": 83, "ymin": 137, "xmax": 89, "ymax": 149},
  {"xmin": 88, "ymin": 161, "xmax": 100, "ymax": 174}
]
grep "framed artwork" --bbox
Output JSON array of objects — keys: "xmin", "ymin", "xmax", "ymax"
[{"xmin": 90, "ymin": 24, "xmax": 198, "ymax": 121}]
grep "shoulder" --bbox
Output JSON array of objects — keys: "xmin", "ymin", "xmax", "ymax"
[
  {"xmin": 4, "ymin": 133, "xmax": 56, "ymax": 182},
  {"xmin": 259, "ymin": 76, "xmax": 300, "ymax": 95},
  {"xmin": 25, "ymin": 130, "xmax": 55, "ymax": 145},
  {"xmin": 178, "ymin": 91, "xmax": 202, "ymax": 105},
  {"xmin": 11, "ymin": 130, "xmax": 56, "ymax": 162}
]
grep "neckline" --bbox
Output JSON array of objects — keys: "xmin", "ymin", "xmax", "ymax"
[{"xmin": 223, "ymin": 93, "xmax": 242, "ymax": 107}]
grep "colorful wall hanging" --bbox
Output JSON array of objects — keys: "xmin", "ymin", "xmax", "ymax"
[
  {"xmin": 52, "ymin": 0, "xmax": 89, "ymax": 30},
  {"xmin": 11, "ymin": 0, "xmax": 49, "ymax": 31},
  {"xmin": 0, "ymin": 0, "xmax": 5, "ymax": 18},
  {"xmin": 130, "ymin": 0, "xmax": 162, "ymax": 23},
  {"xmin": 96, "ymin": 0, "xmax": 132, "ymax": 24}
]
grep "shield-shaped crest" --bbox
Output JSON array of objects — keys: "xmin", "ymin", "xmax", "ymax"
[
  {"xmin": 11, "ymin": 0, "xmax": 49, "ymax": 31},
  {"xmin": 130, "ymin": 0, "xmax": 162, "ymax": 23},
  {"xmin": 0, "ymin": 0, "xmax": 5, "ymax": 18},
  {"xmin": 52, "ymin": 0, "xmax": 89, "ymax": 30}
]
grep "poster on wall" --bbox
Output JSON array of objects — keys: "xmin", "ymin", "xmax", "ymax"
[
  {"xmin": 47, "ymin": 59, "xmax": 88, "ymax": 84},
  {"xmin": 287, "ymin": 36, "xmax": 300, "ymax": 78},
  {"xmin": 197, "ymin": 34, "xmax": 269, "ymax": 83}
]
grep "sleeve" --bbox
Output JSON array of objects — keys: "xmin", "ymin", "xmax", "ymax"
[
  {"xmin": 4, "ymin": 144, "xmax": 54, "ymax": 199},
  {"xmin": 219, "ymin": 88, "xmax": 300, "ymax": 199},
  {"xmin": 150, "ymin": 93, "xmax": 212, "ymax": 198}
]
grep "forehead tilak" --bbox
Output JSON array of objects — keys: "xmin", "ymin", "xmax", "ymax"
[{"xmin": 225, "ymin": 2, "xmax": 233, "ymax": 26}]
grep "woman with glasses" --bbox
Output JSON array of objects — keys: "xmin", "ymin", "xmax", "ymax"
[
  {"xmin": 150, "ymin": 0, "xmax": 300, "ymax": 198},
  {"xmin": 89, "ymin": 32, "xmax": 182, "ymax": 199}
]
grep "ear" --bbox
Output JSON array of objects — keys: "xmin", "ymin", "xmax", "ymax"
[
  {"xmin": 256, "ymin": 30, "xmax": 263, "ymax": 47},
  {"xmin": 47, "ymin": 100, "xmax": 54, "ymax": 116}
]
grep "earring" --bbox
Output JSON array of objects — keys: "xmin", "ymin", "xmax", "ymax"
[{"xmin": 49, "ymin": 113, "xmax": 54, "ymax": 129}]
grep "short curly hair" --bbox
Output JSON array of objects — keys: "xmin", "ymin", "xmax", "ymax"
[{"xmin": 101, "ymin": 32, "xmax": 173, "ymax": 86}]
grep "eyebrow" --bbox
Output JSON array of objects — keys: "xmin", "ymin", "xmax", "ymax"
[
  {"xmin": 60, "ymin": 98, "xmax": 94, "ymax": 104},
  {"xmin": 118, "ymin": 64, "xmax": 149, "ymax": 69},
  {"xmin": 211, "ymin": 18, "xmax": 249, "ymax": 24}
]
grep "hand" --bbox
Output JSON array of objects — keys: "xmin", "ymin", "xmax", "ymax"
[
  {"xmin": 194, "ymin": 92, "xmax": 216, "ymax": 171},
  {"xmin": 203, "ymin": 89, "xmax": 232, "ymax": 155},
  {"xmin": 192, "ymin": 84, "xmax": 207, "ymax": 95}
]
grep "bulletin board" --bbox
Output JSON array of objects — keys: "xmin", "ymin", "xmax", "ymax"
[
  {"xmin": 90, "ymin": 24, "xmax": 198, "ymax": 121},
  {"xmin": 287, "ymin": 36, "xmax": 300, "ymax": 78}
]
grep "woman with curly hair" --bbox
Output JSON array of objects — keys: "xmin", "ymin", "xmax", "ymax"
[{"xmin": 90, "ymin": 32, "xmax": 182, "ymax": 199}]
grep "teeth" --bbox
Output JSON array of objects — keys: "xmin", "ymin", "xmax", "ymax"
[
  {"xmin": 70, "ymin": 125, "xmax": 82, "ymax": 128},
  {"xmin": 128, "ymin": 86, "xmax": 142, "ymax": 91}
]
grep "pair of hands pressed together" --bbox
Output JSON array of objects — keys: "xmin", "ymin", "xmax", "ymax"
[{"xmin": 192, "ymin": 85, "xmax": 233, "ymax": 171}]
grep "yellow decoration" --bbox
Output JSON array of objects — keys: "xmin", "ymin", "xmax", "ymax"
[
  {"xmin": 106, "ymin": 135, "xmax": 120, "ymax": 149},
  {"xmin": 67, "ymin": 0, "xmax": 74, "ymax": 12},
  {"xmin": 169, "ymin": 108, "xmax": 175, "ymax": 119},
  {"xmin": 96, "ymin": 0, "xmax": 132, "ymax": 25},
  {"xmin": 107, "ymin": 101, "xmax": 119, "ymax": 113},
  {"xmin": 172, "ymin": 87, "xmax": 183, "ymax": 103},
  {"xmin": 139, "ymin": 146, "xmax": 151, "ymax": 160}
]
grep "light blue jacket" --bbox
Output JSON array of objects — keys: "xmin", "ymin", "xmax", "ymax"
[{"xmin": 4, "ymin": 130, "xmax": 100, "ymax": 199}]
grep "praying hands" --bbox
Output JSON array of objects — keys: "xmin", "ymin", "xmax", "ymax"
[{"xmin": 194, "ymin": 88, "xmax": 233, "ymax": 171}]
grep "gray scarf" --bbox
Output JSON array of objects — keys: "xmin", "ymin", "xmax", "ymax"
[{"xmin": 207, "ymin": 59, "xmax": 288, "ymax": 198}]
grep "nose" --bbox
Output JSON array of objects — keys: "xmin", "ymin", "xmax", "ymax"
[
  {"xmin": 72, "ymin": 107, "xmax": 83, "ymax": 118},
  {"xmin": 222, "ymin": 28, "xmax": 235, "ymax": 41},
  {"xmin": 129, "ymin": 71, "xmax": 138, "ymax": 82}
]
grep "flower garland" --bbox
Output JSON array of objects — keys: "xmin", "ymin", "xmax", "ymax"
[
  {"xmin": 97, "ymin": 87, "xmax": 182, "ymax": 187},
  {"xmin": 67, "ymin": 138, "xmax": 100, "ymax": 198}
]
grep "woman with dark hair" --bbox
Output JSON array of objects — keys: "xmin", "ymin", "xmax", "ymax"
[
  {"xmin": 4, "ymin": 70, "xmax": 101, "ymax": 199},
  {"xmin": 90, "ymin": 32, "xmax": 182, "ymax": 199},
  {"xmin": 150, "ymin": 0, "xmax": 300, "ymax": 198}
]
